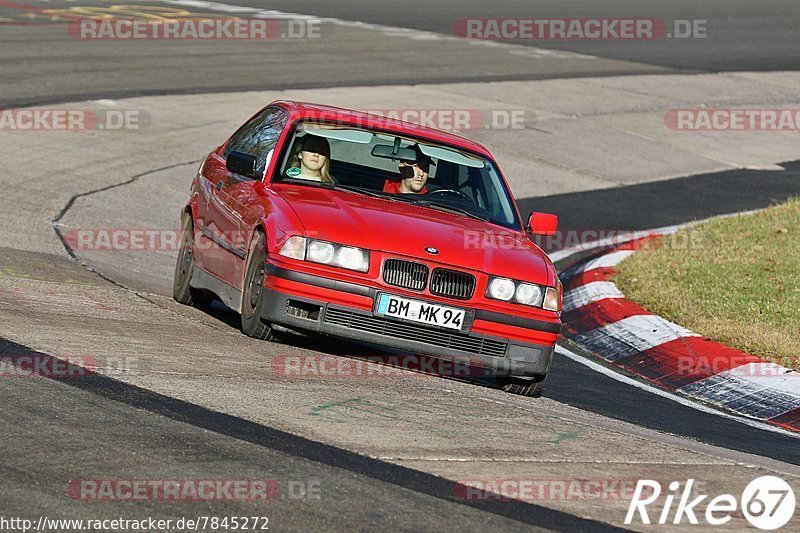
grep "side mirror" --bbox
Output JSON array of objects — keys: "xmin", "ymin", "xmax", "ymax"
[
  {"xmin": 226, "ymin": 151, "xmax": 259, "ymax": 179},
  {"xmin": 527, "ymin": 212, "xmax": 558, "ymax": 236}
]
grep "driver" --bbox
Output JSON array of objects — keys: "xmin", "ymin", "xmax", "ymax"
[{"xmin": 383, "ymin": 144, "xmax": 435, "ymax": 194}]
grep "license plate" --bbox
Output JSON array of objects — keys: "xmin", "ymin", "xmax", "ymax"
[{"xmin": 375, "ymin": 293, "xmax": 466, "ymax": 331}]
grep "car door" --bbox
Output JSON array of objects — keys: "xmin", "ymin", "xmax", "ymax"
[{"xmin": 201, "ymin": 106, "xmax": 288, "ymax": 286}]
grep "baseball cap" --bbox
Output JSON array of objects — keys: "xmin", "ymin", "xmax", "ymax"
[
  {"xmin": 300, "ymin": 134, "xmax": 331, "ymax": 158},
  {"xmin": 405, "ymin": 144, "xmax": 436, "ymax": 172}
]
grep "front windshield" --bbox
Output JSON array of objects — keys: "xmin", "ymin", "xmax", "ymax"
[{"xmin": 276, "ymin": 122, "xmax": 521, "ymax": 230}]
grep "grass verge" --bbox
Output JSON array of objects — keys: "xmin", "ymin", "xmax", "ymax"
[{"xmin": 614, "ymin": 198, "xmax": 799, "ymax": 370}]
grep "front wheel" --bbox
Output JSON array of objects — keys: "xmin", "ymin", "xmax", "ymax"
[
  {"xmin": 240, "ymin": 232, "xmax": 279, "ymax": 341},
  {"xmin": 173, "ymin": 213, "xmax": 213, "ymax": 308}
]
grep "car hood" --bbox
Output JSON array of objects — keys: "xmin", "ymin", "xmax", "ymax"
[{"xmin": 274, "ymin": 185, "xmax": 553, "ymax": 285}]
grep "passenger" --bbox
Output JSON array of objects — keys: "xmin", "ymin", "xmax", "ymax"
[
  {"xmin": 288, "ymin": 135, "xmax": 334, "ymax": 183},
  {"xmin": 383, "ymin": 144, "xmax": 435, "ymax": 194}
]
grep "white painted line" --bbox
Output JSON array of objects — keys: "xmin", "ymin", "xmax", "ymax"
[
  {"xmin": 574, "ymin": 315, "xmax": 700, "ymax": 360},
  {"xmin": 556, "ymin": 345, "xmax": 800, "ymax": 439},
  {"xmin": 579, "ymin": 250, "xmax": 635, "ymax": 272},
  {"xmin": 563, "ymin": 281, "xmax": 624, "ymax": 312},
  {"xmin": 164, "ymin": 0, "xmax": 599, "ymax": 61}
]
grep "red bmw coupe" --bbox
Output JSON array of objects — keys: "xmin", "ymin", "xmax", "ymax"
[{"xmin": 173, "ymin": 101, "xmax": 562, "ymax": 396}]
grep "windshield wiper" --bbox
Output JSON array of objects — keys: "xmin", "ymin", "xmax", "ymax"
[{"xmin": 412, "ymin": 200, "xmax": 491, "ymax": 222}]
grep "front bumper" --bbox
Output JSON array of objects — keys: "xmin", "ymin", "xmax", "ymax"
[{"xmin": 261, "ymin": 264, "xmax": 558, "ymax": 379}]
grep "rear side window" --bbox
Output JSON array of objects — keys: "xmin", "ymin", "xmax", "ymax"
[{"xmin": 224, "ymin": 107, "xmax": 288, "ymax": 177}]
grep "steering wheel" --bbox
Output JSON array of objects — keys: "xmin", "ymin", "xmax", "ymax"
[{"xmin": 427, "ymin": 189, "xmax": 472, "ymax": 202}]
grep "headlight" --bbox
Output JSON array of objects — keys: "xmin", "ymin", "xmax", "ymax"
[
  {"xmin": 337, "ymin": 246, "xmax": 369, "ymax": 272},
  {"xmin": 515, "ymin": 283, "xmax": 543, "ymax": 306},
  {"xmin": 279, "ymin": 236, "xmax": 306, "ymax": 260},
  {"xmin": 487, "ymin": 277, "xmax": 515, "ymax": 301},
  {"xmin": 307, "ymin": 240, "xmax": 335, "ymax": 264},
  {"xmin": 280, "ymin": 236, "xmax": 370, "ymax": 272},
  {"xmin": 487, "ymin": 276, "xmax": 557, "ymax": 311}
]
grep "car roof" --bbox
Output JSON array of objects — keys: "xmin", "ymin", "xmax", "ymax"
[{"xmin": 272, "ymin": 100, "xmax": 495, "ymax": 159}]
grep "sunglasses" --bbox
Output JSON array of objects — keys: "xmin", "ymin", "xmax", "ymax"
[{"xmin": 401, "ymin": 161, "xmax": 431, "ymax": 173}]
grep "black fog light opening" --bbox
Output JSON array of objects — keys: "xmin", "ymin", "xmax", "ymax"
[{"xmin": 286, "ymin": 300, "xmax": 322, "ymax": 320}]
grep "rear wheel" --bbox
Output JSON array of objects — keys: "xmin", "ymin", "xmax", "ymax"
[
  {"xmin": 173, "ymin": 213, "xmax": 213, "ymax": 308},
  {"xmin": 240, "ymin": 232, "xmax": 279, "ymax": 341},
  {"xmin": 498, "ymin": 376, "xmax": 546, "ymax": 398}
]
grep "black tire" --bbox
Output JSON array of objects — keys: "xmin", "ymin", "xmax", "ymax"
[
  {"xmin": 498, "ymin": 376, "xmax": 546, "ymax": 398},
  {"xmin": 240, "ymin": 232, "xmax": 279, "ymax": 341},
  {"xmin": 173, "ymin": 213, "xmax": 213, "ymax": 308}
]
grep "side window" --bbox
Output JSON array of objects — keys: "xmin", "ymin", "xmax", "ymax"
[{"xmin": 224, "ymin": 107, "xmax": 288, "ymax": 178}]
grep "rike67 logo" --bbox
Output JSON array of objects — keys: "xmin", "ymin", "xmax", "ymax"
[{"xmin": 626, "ymin": 477, "xmax": 795, "ymax": 530}]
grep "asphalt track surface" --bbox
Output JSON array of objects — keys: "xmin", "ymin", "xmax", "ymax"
[
  {"xmin": 227, "ymin": 0, "xmax": 800, "ymax": 71},
  {"xmin": 0, "ymin": 336, "xmax": 620, "ymax": 532},
  {"xmin": 0, "ymin": 0, "xmax": 662, "ymax": 107},
  {"xmin": 519, "ymin": 160, "xmax": 800, "ymax": 233},
  {"xmin": 2, "ymin": 1, "xmax": 800, "ymax": 531},
  {"xmin": 2, "ymin": 0, "xmax": 799, "ymax": 107}
]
